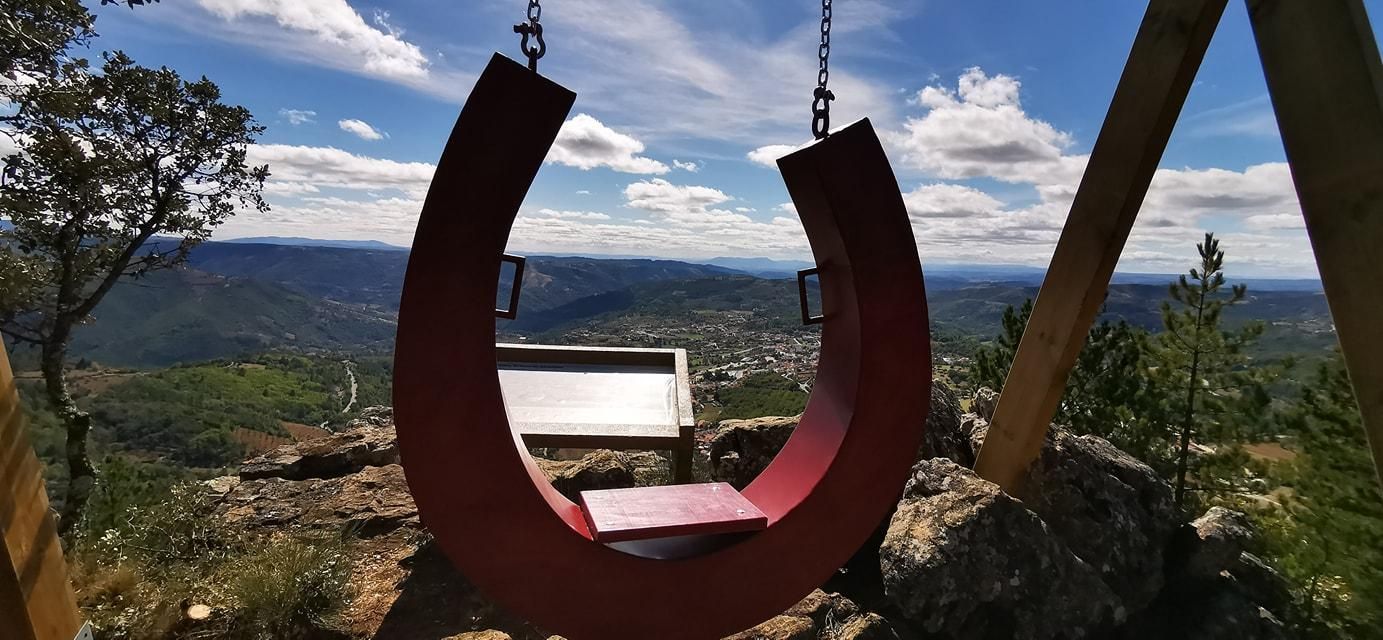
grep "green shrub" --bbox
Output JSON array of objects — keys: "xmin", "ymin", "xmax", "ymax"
[{"xmin": 224, "ymin": 536, "xmax": 352, "ymax": 639}]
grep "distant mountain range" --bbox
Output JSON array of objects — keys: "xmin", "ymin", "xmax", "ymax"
[
  {"xmin": 222, "ymin": 236, "xmax": 408, "ymax": 251},
  {"xmin": 210, "ymin": 236, "xmax": 1325, "ymax": 291},
  {"xmin": 0, "ymin": 236, "xmax": 1332, "ymax": 369}
]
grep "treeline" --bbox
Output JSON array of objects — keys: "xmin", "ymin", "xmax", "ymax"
[{"xmin": 971, "ymin": 234, "xmax": 1382, "ymax": 635}]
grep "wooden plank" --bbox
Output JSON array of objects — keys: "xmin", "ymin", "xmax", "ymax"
[
  {"xmin": 578, "ymin": 483, "xmax": 767, "ymax": 542},
  {"xmin": 0, "ymin": 342, "xmax": 82, "ymax": 640},
  {"xmin": 973, "ymin": 0, "xmax": 1229, "ymax": 491},
  {"xmin": 1246, "ymin": 0, "xmax": 1383, "ymax": 487}
]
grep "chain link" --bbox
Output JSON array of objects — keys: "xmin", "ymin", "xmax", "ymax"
[
  {"xmin": 514, "ymin": 0, "xmax": 546, "ymax": 72},
  {"xmin": 812, "ymin": 0, "xmax": 834, "ymax": 139}
]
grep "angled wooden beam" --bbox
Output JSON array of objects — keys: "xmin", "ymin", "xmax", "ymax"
[
  {"xmin": 973, "ymin": 0, "xmax": 1229, "ymax": 491},
  {"xmin": 1247, "ymin": 0, "xmax": 1383, "ymax": 488},
  {"xmin": 0, "ymin": 342, "xmax": 81, "ymax": 640}
]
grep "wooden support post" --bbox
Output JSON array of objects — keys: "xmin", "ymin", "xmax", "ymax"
[
  {"xmin": 1247, "ymin": 0, "xmax": 1383, "ymax": 488},
  {"xmin": 973, "ymin": 0, "xmax": 1228, "ymax": 491},
  {"xmin": 0, "ymin": 341, "xmax": 82, "ymax": 640}
]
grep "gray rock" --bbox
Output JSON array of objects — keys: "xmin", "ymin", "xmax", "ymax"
[
  {"xmin": 1119, "ymin": 574, "xmax": 1288, "ymax": 640},
  {"xmin": 219, "ymin": 464, "xmax": 419, "ymax": 536},
  {"xmin": 972, "ymin": 387, "xmax": 999, "ymax": 422},
  {"xmin": 347, "ymin": 405, "xmax": 394, "ymax": 429},
  {"xmin": 239, "ymin": 424, "xmax": 399, "ymax": 481},
  {"xmin": 881, "ymin": 459, "xmax": 1120, "ymax": 639},
  {"xmin": 919, "ymin": 385, "xmax": 970, "ymax": 465},
  {"xmin": 1230, "ymin": 552, "xmax": 1293, "ymax": 616},
  {"xmin": 708, "ymin": 415, "xmax": 800, "ymax": 490},
  {"xmin": 1014, "ymin": 429, "xmax": 1176, "ymax": 611},
  {"xmin": 726, "ymin": 590, "xmax": 898, "ymax": 640},
  {"xmin": 1182, "ymin": 507, "xmax": 1258, "ymax": 580},
  {"xmin": 534, "ymin": 450, "xmax": 664, "ymax": 500}
]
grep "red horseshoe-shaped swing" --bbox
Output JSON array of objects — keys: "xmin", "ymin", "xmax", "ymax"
[{"xmin": 393, "ymin": 53, "xmax": 931, "ymax": 639}]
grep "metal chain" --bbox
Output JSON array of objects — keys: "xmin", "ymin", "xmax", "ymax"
[
  {"xmin": 811, "ymin": 0, "xmax": 834, "ymax": 139},
  {"xmin": 514, "ymin": 0, "xmax": 546, "ymax": 72}
]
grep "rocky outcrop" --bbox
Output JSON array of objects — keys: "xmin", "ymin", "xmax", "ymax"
[
  {"xmin": 239, "ymin": 423, "xmax": 399, "ymax": 481},
  {"xmin": 726, "ymin": 590, "xmax": 898, "ymax": 640},
  {"xmin": 919, "ymin": 386, "xmax": 971, "ymax": 465},
  {"xmin": 971, "ymin": 386, "xmax": 999, "ymax": 422},
  {"xmin": 881, "ymin": 459, "xmax": 1120, "ymax": 638},
  {"xmin": 708, "ymin": 415, "xmax": 799, "ymax": 489},
  {"xmin": 213, "ymin": 464, "xmax": 419, "ymax": 536},
  {"xmin": 208, "ymin": 397, "xmax": 1291, "ymax": 640},
  {"xmin": 533, "ymin": 450, "xmax": 665, "ymax": 500},
  {"xmin": 1182, "ymin": 506, "xmax": 1258, "ymax": 580},
  {"xmin": 1013, "ymin": 429, "xmax": 1176, "ymax": 610},
  {"xmin": 708, "ymin": 386, "xmax": 969, "ymax": 490}
]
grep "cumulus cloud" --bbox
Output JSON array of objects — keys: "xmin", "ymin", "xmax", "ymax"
[
  {"xmin": 195, "ymin": 0, "xmax": 430, "ymax": 81},
  {"xmin": 505, "ymin": 178, "xmax": 809, "ymax": 259},
  {"xmin": 746, "ymin": 145, "xmax": 797, "ymax": 168},
  {"xmin": 338, "ymin": 118, "xmax": 387, "ymax": 141},
  {"xmin": 547, "ymin": 115, "xmax": 669, "ymax": 174},
  {"xmin": 672, "ymin": 159, "xmax": 700, "ymax": 172},
  {"xmin": 246, "ymin": 144, "xmax": 434, "ymax": 197},
  {"xmin": 878, "ymin": 68, "xmax": 1315, "ymax": 273},
  {"xmin": 891, "ymin": 67, "xmax": 1083, "ymax": 185},
  {"xmin": 279, "ymin": 108, "xmax": 317, "ymax": 125}
]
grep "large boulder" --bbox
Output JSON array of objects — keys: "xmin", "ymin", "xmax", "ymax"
[
  {"xmin": 709, "ymin": 385, "xmax": 967, "ymax": 490},
  {"xmin": 239, "ymin": 423, "xmax": 399, "ymax": 481},
  {"xmin": 1013, "ymin": 429, "xmax": 1176, "ymax": 610},
  {"xmin": 880, "ymin": 459, "xmax": 1120, "ymax": 639},
  {"xmin": 708, "ymin": 415, "xmax": 799, "ymax": 489},
  {"xmin": 534, "ymin": 450, "xmax": 665, "ymax": 500}
]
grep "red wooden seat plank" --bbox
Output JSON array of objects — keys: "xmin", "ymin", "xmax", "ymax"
[{"xmin": 579, "ymin": 483, "xmax": 768, "ymax": 543}]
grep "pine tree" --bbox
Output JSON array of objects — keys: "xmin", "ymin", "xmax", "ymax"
[{"xmin": 1152, "ymin": 232, "xmax": 1264, "ymax": 508}]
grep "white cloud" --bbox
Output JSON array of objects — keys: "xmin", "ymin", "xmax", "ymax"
[
  {"xmin": 246, "ymin": 143, "xmax": 434, "ymax": 198},
  {"xmin": 543, "ymin": 0, "xmax": 903, "ymax": 142},
  {"xmin": 890, "ymin": 67, "xmax": 1084, "ymax": 185},
  {"xmin": 279, "ymin": 108, "xmax": 317, "ymax": 125},
  {"xmin": 338, "ymin": 118, "xmax": 387, "ymax": 141},
  {"xmin": 528, "ymin": 209, "xmax": 612, "ymax": 221},
  {"xmin": 575, "ymin": 190, "xmax": 592, "ymax": 195},
  {"xmin": 196, "ymin": 0, "xmax": 430, "ymax": 81},
  {"xmin": 672, "ymin": 159, "xmax": 700, "ymax": 172},
  {"xmin": 624, "ymin": 179, "xmax": 730, "ymax": 213},
  {"xmin": 746, "ymin": 145, "xmax": 797, "ymax": 169},
  {"xmin": 547, "ymin": 114, "xmax": 669, "ymax": 174},
  {"xmin": 506, "ymin": 178, "xmax": 810, "ymax": 259}
]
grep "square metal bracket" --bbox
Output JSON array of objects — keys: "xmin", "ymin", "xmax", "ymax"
[
  {"xmin": 797, "ymin": 267, "xmax": 823, "ymax": 325},
  {"xmin": 496, "ymin": 253, "xmax": 526, "ymax": 319}
]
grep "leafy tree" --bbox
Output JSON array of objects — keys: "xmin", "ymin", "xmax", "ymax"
[
  {"xmin": 973, "ymin": 299, "xmax": 1163, "ymax": 461},
  {"xmin": 1264, "ymin": 356, "xmax": 1383, "ymax": 636},
  {"xmin": 1151, "ymin": 233, "xmax": 1264, "ymax": 508},
  {"xmin": 0, "ymin": 51, "xmax": 267, "ymax": 535},
  {"xmin": 0, "ymin": 0, "xmax": 93, "ymax": 81}
]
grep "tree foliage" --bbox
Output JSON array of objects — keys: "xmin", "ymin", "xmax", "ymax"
[
  {"xmin": 1263, "ymin": 356, "xmax": 1383, "ymax": 636},
  {"xmin": 973, "ymin": 299, "xmax": 1163, "ymax": 460},
  {"xmin": 0, "ymin": 44, "xmax": 267, "ymax": 534}
]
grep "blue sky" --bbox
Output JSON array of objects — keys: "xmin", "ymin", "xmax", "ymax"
[{"xmin": 71, "ymin": 0, "xmax": 1383, "ymax": 276}]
